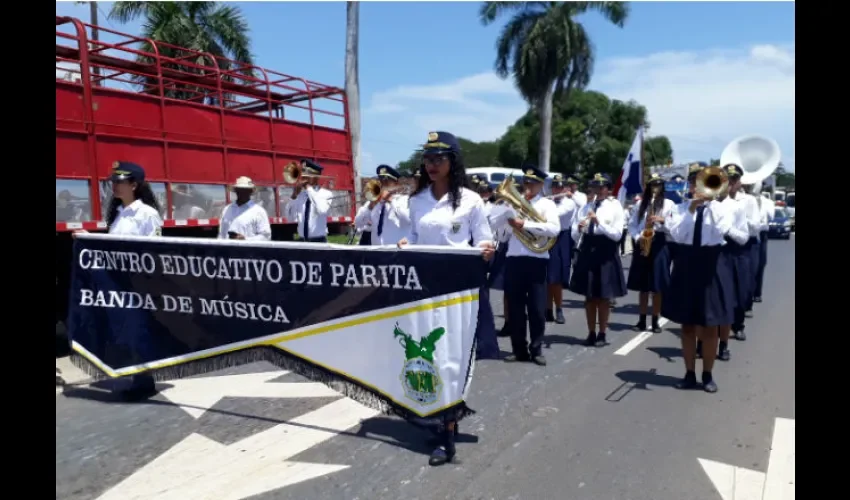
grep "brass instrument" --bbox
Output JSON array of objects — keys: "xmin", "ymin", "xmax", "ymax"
[
  {"xmin": 574, "ymin": 208, "xmax": 595, "ymax": 253},
  {"xmin": 689, "ymin": 167, "xmax": 729, "ymax": 213},
  {"xmin": 363, "ymin": 179, "xmax": 383, "ymax": 202},
  {"xmin": 283, "ymin": 161, "xmax": 335, "ymax": 187},
  {"xmin": 493, "ymin": 177, "xmax": 556, "ymax": 253},
  {"xmin": 639, "ymin": 197, "xmax": 656, "ymax": 257}
]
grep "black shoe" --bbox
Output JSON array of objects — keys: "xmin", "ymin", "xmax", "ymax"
[
  {"xmin": 734, "ymin": 329, "xmax": 747, "ymax": 341},
  {"xmin": 633, "ymin": 320, "xmax": 647, "ymax": 332},
  {"xmin": 651, "ymin": 323, "xmax": 662, "ymax": 334},
  {"xmin": 718, "ymin": 348, "xmax": 731, "ymax": 361},
  {"xmin": 532, "ymin": 355, "xmax": 547, "ymax": 366},
  {"xmin": 595, "ymin": 332, "xmax": 607, "ymax": 347},
  {"xmin": 545, "ymin": 309, "xmax": 554, "ymax": 322},
  {"xmin": 497, "ymin": 326, "xmax": 511, "ymax": 338},
  {"xmin": 585, "ymin": 331, "xmax": 597, "ymax": 346},
  {"xmin": 503, "ymin": 354, "xmax": 530, "ymax": 363},
  {"xmin": 428, "ymin": 444, "xmax": 455, "ymax": 466},
  {"xmin": 676, "ymin": 371, "xmax": 698, "ymax": 390},
  {"xmin": 695, "ymin": 340, "xmax": 703, "ymax": 359},
  {"xmin": 555, "ymin": 309, "xmax": 565, "ymax": 324},
  {"xmin": 753, "ymin": 296, "xmax": 762, "ymax": 303},
  {"xmin": 702, "ymin": 372, "xmax": 718, "ymax": 393}
]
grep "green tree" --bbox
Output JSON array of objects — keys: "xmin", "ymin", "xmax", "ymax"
[
  {"xmin": 774, "ymin": 165, "xmax": 795, "ymax": 189},
  {"xmin": 495, "ymin": 89, "xmax": 673, "ymax": 177},
  {"xmin": 708, "ymin": 158, "xmax": 721, "ymax": 166},
  {"xmin": 108, "ymin": 1, "xmax": 254, "ymax": 101},
  {"xmin": 479, "ymin": 1, "xmax": 629, "ymax": 173},
  {"xmin": 397, "ymin": 138, "xmax": 502, "ymax": 175}
]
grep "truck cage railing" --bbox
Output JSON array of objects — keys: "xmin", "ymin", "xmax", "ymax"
[{"xmin": 56, "ymin": 16, "xmax": 355, "ymax": 231}]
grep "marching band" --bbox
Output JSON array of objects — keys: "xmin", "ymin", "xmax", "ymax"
[{"xmin": 90, "ymin": 132, "xmax": 783, "ymax": 466}]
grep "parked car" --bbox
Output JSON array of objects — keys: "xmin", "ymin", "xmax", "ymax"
[{"xmin": 768, "ymin": 207, "xmax": 793, "ymax": 239}]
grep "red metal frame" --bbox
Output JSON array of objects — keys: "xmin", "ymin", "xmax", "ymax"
[{"xmin": 56, "ymin": 16, "xmax": 354, "ymax": 232}]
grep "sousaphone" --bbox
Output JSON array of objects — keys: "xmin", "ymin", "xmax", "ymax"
[{"xmin": 719, "ymin": 135, "xmax": 782, "ymax": 193}]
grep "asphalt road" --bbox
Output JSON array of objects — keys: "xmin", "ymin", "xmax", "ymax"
[{"xmin": 56, "ymin": 237, "xmax": 795, "ymax": 500}]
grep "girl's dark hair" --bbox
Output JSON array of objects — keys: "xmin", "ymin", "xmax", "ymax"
[
  {"xmin": 637, "ymin": 182, "xmax": 665, "ymax": 221},
  {"xmin": 105, "ymin": 180, "xmax": 162, "ymax": 226},
  {"xmin": 412, "ymin": 153, "xmax": 469, "ymax": 211}
]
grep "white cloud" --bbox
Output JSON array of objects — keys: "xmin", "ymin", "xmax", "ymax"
[{"xmin": 363, "ymin": 43, "xmax": 795, "ymax": 171}]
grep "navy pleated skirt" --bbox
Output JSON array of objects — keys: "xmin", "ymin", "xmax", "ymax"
[
  {"xmin": 723, "ymin": 238, "xmax": 754, "ymax": 310},
  {"xmin": 489, "ymin": 241, "xmax": 509, "ymax": 290},
  {"xmin": 746, "ymin": 237, "xmax": 760, "ymax": 307},
  {"xmin": 358, "ymin": 230, "xmax": 372, "ymax": 246},
  {"xmin": 547, "ymin": 231, "xmax": 571, "ymax": 286},
  {"xmin": 627, "ymin": 233, "xmax": 672, "ymax": 293},
  {"xmin": 568, "ymin": 234, "xmax": 627, "ymax": 299},
  {"xmin": 662, "ymin": 244, "xmax": 735, "ymax": 326}
]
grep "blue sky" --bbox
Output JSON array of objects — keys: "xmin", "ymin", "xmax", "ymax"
[{"xmin": 56, "ymin": 1, "xmax": 796, "ymax": 175}]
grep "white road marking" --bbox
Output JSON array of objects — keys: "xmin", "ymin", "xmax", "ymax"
[
  {"xmin": 699, "ymin": 418, "xmax": 795, "ymax": 500},
  {"xmin": 614, "ymin": 318, "xmax": 669, "ymax": 356},
  {"xmin": 96, "ymin": 398, "xmax": 380, "ymax": 500},
  {"xmin": 156, "ymin": 371, "xmax": 343, "ymax": 419},
  {"xmin": 762, "ymin": 417, "xmax": 795, "ymax": 500}
]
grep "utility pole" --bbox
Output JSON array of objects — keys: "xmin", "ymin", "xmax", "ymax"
[{"xmin": 345, "ymin": 1, "xmax": 362, "ymax": 206}]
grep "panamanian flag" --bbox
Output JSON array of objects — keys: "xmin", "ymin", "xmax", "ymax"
[{"xmin": 613, "ymin": 126, "xmax": 645, "ymax": 205}]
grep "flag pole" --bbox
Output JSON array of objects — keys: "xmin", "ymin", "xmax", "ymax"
[{"xmin": 639, "ymin": 124, "xmax": 647, "ymax": 191}]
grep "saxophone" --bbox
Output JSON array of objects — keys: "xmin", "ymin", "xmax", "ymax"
[{"xmin": 639, "ymin": 197, "xmax": 656, "ymax": 257}]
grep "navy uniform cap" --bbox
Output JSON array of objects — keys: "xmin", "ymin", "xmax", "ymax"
[
  {"xmin": 422, "ymin": 131, "xmax": 460, "ymax": 155},
  {"xmin": 565, "ymin": 176, "xmax": 580, "ymax": 185},
  {"xmin": 111, "ymin": 161, "xmax": 145, "ymax": 183},
  {"xmin": 723, "ymin": 163, "xmax": 744, "ymax": 178},
  {"xmin": 551, "ymin": 173, "xmax": 565, "ymax": 187},
  {"xmin": 300, "ymin": 159, "xmax": 324, "ymax": 175},
  {"xmin": 648, "ymin": 173, "xmax": 665, "ymax": 185},
  {"xmin": 589, "ymin": 172, "xmax": 612, "ymax": 187},
  {"xmin": 470, "ymin": 174, "xmax": 485, "ymax": 186},
  {"xmin": 522, "ymin": 164, "xmax": 547, "ymax": 183},
  {"xmin": 377, "ymin": 164, "xmax": 400, "ymax": 180}
]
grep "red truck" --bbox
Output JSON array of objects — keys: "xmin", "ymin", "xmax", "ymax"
[{"xmin": 55, "ymin": 16, "xmax": 355, "ymax": 327}]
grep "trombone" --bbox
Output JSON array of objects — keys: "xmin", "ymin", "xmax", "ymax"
[{"xmin": 283, "ymin": 161, "xmax": 335, "ymax": 187}]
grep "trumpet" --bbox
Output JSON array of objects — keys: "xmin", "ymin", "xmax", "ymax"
[
  {"xmin": 283, "ymin": 161, "xmax": 335, "ymax": 186},
  {"xmin": 545, "ymin": 192, "xmax": 572, "ymax": 201},
  {"xmin": 363, "ymin": 180, "xmax": 410, "ymax": 202}
]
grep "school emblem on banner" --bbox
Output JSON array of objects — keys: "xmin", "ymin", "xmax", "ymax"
[{"xmin": 394, "ymin": 323, "xmax": 444, "ymax": 405}]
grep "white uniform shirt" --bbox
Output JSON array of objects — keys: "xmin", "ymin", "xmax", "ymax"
[
  {"xmin": 756, "ymin": 196, "xmax": 775, "ymax": 231},
  {"xmin": 354, "ymin": 201, "xmax": 373, "ymax": 234},
  {"xmin": 286, "ymin": 186, "xmax": 332, "ymax": 240},
  {"xmin": 571, "ymin": 196, "xmax": 624, "ymax": 244},
  {"xmin": 501, "ymin": 193, "xmax": 560, "ymax": 260},
  {"xmin": 628, "ymin": 198, "xmax": 676, "ymax": 241},
  {"xmin": 666, "ymin": 200, "xmax": 731, "ymax": 247},
  {"xmin": 734, "ymin": 192, "xmax": 762, "ymax": 240},
  {"xmin": 109, "ymin": 199, "xmax": 163, "ymax": 236},
  {"xmin": 217, "ymin": 200, "xmax": 271, "ymax": 240},
  {"xmin": 572, "ymin": 190, "xmax": 588, "ymax": 210},
  {"xmin": 408, "ymin": 187, "xmax": 493, "ymax": 248},
  {"xmin": 366, "ymin": 194, "xmax": 412, "ymax": 246},
  {"xmin": 552, "ymin": 197, "xmax": 578, "ymax": 234},
  {"xmin": 718, "ymin": 196, "xmax": 750, "ymax": 245}
]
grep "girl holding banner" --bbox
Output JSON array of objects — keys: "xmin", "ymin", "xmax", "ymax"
[
  {"xmin": 73, "ymin": 161, "xmax": 164, "ymax": 400},
  {"xmin": 399, "ymin": 130, "xmax": 495, "ymax": 467}
]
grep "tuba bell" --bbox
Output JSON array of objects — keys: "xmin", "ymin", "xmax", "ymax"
[
  {"xmin": 719, "ymin": 135, "xmax": 781, "ymax": 192},
  {"xmin": 493, "ymin": 177, "xmax": 556, "ymax": 253}
]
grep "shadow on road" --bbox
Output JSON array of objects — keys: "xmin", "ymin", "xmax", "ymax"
[
  {"xmin": 61, "ymin": 384, "xmax": 478, "ymax": 458},
  {"xmin": 543, "ymin": 334, "xmax": 587, "ymax": 348},
  {"xmin": 615, "ymin": 369, "xmax": 681, "ymax": 389},
  {"xmin": 647, "ymin": 346, "xmax": 681, "ymax": 362}
]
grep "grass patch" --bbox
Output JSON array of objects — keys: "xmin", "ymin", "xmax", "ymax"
[{"xmin": 328, "ymin": 234, "xmax": 351, "ymax": 245}]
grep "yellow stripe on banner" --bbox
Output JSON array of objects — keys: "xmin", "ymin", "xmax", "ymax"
[{"xmin": 73, "ymin": 293, "xmax": 479, "ymax": 380}]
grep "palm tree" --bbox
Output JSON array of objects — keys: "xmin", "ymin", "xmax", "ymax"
[
  {"xmin": 345, "ymin": 1, "xmax": 363, "ymax": 204},
  {"xmin": 480, "ymin": 1, "xmax": 629, "ymax": 172},
  {"xmin": 108, "ymin": 1, "xmax": 254, "ymax": 103}
]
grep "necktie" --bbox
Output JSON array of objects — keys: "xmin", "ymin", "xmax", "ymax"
[
  {"xmin": 377, "ymin": 203, "xmax": 386, "ymax": 237},
  {"xmin": 302, "ymin": 194, "xmax": 311, "ymax": 240},
  {"xmin": 588, "ymin": 200, "xmax": 601, "ymax": 235},
  {"xmin": 693, "ymin": 205, "xmax": 706, "ymax": 247}
]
